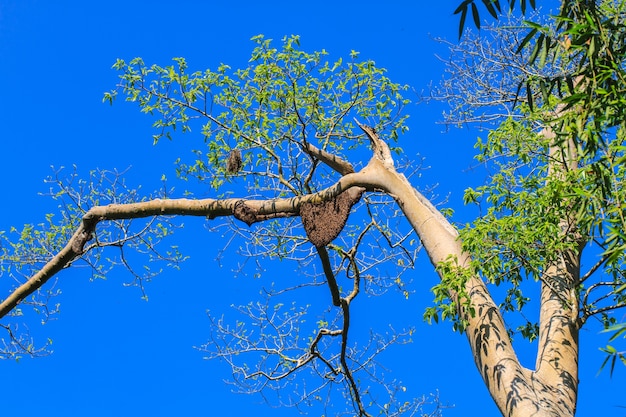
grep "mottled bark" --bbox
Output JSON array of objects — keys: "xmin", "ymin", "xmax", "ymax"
[
  {"xmin": 358, "ymin": 125, "xmax": 580, "ymax": 417},
  {"xmin": 0, "ymin": 124, "xmax": 582, "ymax": 417}
]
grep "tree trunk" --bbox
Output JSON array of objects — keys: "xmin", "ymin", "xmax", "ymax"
[
  {"xmin": 0, "ymin": 124, "xmax": 583, "ymax": 417},
  {"xmin": 360, "ymin": 127, "xmax": 580, "ymax": 417}
]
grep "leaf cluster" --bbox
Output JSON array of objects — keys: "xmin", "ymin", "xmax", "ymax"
[
  {"xmin": 106, "ymin": 35, "xmax": 410, "ymax": 197},
  {"xmin": 599, "ymin": 322, "xmax": 626, "ymax": 376},
  {"xmin": 454, "ymin": 0, "xmax": 538, "ymax": 37},
  {"xmin": 424, "ymin": 255, "xmax": 475, "ymax": 333},
  {"xmin": 438, "ymin": 1, "xmax": 626, "ymax": 349},
  {"xmin": 460, "ymin": 115, "xmax": 625, "ymax": 341},
  {"xmin": 517, "ymin": 1, "xmax": 626, "ymax": 134}
]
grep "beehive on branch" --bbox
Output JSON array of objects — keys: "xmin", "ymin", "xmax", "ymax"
[{"xmin": 300, "ymin": 187, "xmax": 364, "ymax": 247}]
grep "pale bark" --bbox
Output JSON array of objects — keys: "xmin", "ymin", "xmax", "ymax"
[
  {"xmin": 0, "ymin": 124, "xmax": 582, "ymax": 417},
  {"xmin": 531, "ymin": 123, "xmax": 582, "ymax": 416},
  {"xmin": 358, "ymin": 124, "xmax": 580, "ymax": 417},
  {"xmin": 0, "ymin": 156, "xmax": 387, "ymax": 319}
]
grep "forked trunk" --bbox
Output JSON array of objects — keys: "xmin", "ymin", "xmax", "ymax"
[{"xmin": 359, "ymin": 126, "xmax": 580, "ymax": 417}]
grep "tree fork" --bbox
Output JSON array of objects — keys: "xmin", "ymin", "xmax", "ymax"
[
  {"xmin": 359, "ymin": 125, "xmax": 581, "ymax": 417},
  {"xmin": 0, "ymin": 140, "xmax": 383, "ymax": 320},
  {"xmin": 0, "ymin": 124, "xmax": 583, "ymax": 417}
]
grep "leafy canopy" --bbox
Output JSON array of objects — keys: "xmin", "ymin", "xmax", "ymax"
[
  {"xmin": 433, "ymin": 0, "xmax": 626, "ymax": 354},
  {"xmin": 105, "ymin": 35, "xmax": 410, "ymax": 195}
]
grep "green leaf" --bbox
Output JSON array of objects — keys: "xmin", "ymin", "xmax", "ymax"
[
  {"xmin": 538, "ymin": 35, "xmax": 549, "ymax": 67},
  {"xmin": 481, "ymin": 0, "xmax": 498, "ymax": 19},
  {"xmin": 528, "ymin": 33, "xmax": 545, "ymax": 65},
  {"xmin": 458, "ymin": 6, "xmax": 468, "ymax": 39},
  {"xmin": 526, "ymin": 80, "xmax": 534, "ymax": 112},
  {"xmin": 471, "ymin": 2, "xmax": 481, "ymax": 29},
  {"xmin": 453, "ymin": 0, "xmax": 474, "ymax": 15},
  {"xmin": 603, "ymin": 322, "xmax": 626, "ymax": 342},
  {"xmin": 512, "ymin": 79, "xmax": 524, "ymax": 109},
  {"xmin": 539, "ymin": 79, "xmax": 549, "ymax": 103},
  {"xmin": 516, "ymin": 27, "xmax": 538, "ymax": 54}
]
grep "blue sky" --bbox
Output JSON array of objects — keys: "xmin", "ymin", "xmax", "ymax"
[{"xmin": 0, "ymin": 1, "xmax": 624, "ymax": 416}]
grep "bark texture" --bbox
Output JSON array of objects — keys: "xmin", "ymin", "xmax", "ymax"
[
  {"xmin": 0, "ymin": 124, "xmax": 582, "ymax": 417},
  {"xmin": 357, "ymin": 124, "xmax": 580, "ymax": 417}
]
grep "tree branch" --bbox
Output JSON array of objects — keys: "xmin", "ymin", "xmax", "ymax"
[
  {"xmin": 302, "ymin": 141, "xmax": 355, "ymax": 176},
  {"xmin": 0, "ymin": 158, "xmax": 391, "ymax": 321},
  {"xmin": 317, "ymin": 246, "xmax": 341, "ymax": 307}
]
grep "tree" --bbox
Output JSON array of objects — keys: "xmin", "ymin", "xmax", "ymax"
[{"xmin": 1, "ymin": 1, "xmax": 626, "ymax": 417}]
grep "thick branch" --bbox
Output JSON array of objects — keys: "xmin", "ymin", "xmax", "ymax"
[
  {"xmin": 532, "ymin": 104, "xmax": 581, "ymax": 408},
  {"xmin": 0, "ymin": 166, "xmax": 386, "ymax": 320},
  {"xmin": 357, "ymin": 121, "xmax": 395, "ymax": 170},
  {"xmin": 315, "ymin": 238, "xmax": 368, "ymax": 415},
  {"xmin": 0, "ymin": 221, "xmax": 95, "ymax": 319},
  {"xmin": 302, "ymin": 141, "xmax": 355, "ymax": 175},
  {"xmin": 358, "ymin": 126, "xmax": 544, "ymax": 416}
]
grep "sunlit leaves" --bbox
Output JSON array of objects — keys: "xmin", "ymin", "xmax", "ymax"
[
  {"xmin": 452, "ymin": 113, "xmax": 626, "ymax": 341},
  {"xmin": 425, "ymin": 256, "xmax": 474, "ymax": 332},
  {"xmin": 440, "ymin": 2, "xmax": 626, "ymax": 348},
  {"xmin": 107, "ymin": 35, "xmax": 410, "ymax": 198},
  {"xmin": 514, "ymin": 1, "xmax": 626, "ymax": 143}
]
